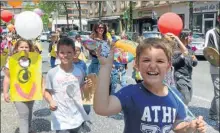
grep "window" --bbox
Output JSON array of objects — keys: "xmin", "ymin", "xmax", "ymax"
[
  {"xmin": 204, "ymin": 13, "xmax": 214, "ymax": 19},
  {"xmin": 193, "ymin": 14, "xmax": 203, "ymax": 33},
  {"xmin": 82, "ymin": 10, "xmax": 87, "ymax": 14},
  {"xmin": 178, "ymin": 14, "xmax": 185, "ymax": 27}
]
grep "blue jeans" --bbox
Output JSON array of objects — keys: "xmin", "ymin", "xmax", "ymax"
[
  {"xmin": 88, "ymin": 57, "xmax": 99, "ymax": 75},
  {"xmin": 110, "ymin": 65, "xmax": 127, "ymax": 94},
  {"xmin": 50, "ymin": 56, "xmax": 56, "ymax": 68}
]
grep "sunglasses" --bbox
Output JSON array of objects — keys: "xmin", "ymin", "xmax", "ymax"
[{"xmin": 98, "ymin": 26, "xmax": 104, "ymax": 29}]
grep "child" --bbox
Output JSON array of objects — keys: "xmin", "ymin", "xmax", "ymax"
[
  {"xmin": 3, "ymin": 39, "xmax": 38, "ymax": 133},
  {"xmin": 132, "ymin": 57, "xmax": 143, "ymax": 83},
  {"xmin": 94, "ymin": 38, "xmax": 206, "ymax": 133},
  {"xmin": 44, "ymin": 37, "xmax": 89, "ymax": 133},
  {"xmin": 73, "ymin": 41, "xmax": 93, "ymax": 115},
  {"xmin": 166, "ymin": 32, "xmax": 198, "ymax": 105},
  {"xmin": 48, "ymin": 34, "xmax": 58, "ymax": 68},
  {"xmin": 110, "ymin": 60, "xmax": 127, "ymax": 94},
  {"xmin": 73, "ymin": 42, "xmax": 87, "ymax": 74}
]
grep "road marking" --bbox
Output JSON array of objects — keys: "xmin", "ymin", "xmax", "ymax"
[{"xmin": 193, "ymin": 95, "xmax": 211, "ymax": 102}]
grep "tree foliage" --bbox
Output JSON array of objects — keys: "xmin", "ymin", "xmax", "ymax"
[{"xmin": 38, "ymin": 2, "xmax": 58, "ymax": 27}]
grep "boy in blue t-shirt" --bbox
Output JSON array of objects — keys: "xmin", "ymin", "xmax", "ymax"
[{"xmin": 94, "ymin": 38, "xmax": 206, "ymax": 133}]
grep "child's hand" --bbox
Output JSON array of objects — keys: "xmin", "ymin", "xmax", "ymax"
[
  {"xmin": 165, "ymin": 32, "xmax": 177, "ymax": 39},
  {"xmin": 85, "ymin": 77, "xmax": 93, "ymax": 88},
  {"xmin": 97, "ymin": 45, "xmax": 114, "ymax": 68},
  {"xmin": 192, "ymin": 55, "xmax": 197, "ymax": 60},
  {"xmin": 49, "ymin": 100, "xmax": 57, "ymax": 111},
  {"xmin": 3, "ymin": 92, "xmax": 10, "ymax": 103},
  {"xmin": 189, "ymin": 116, "xmax": 206, "ymax": 133}
]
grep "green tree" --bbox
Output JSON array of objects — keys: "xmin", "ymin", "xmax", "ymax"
[
  {"xmin": 38, "ymin": 2, "xmax": 58, "ymax": 29},
  {"xmin": 23, "ymin": 2, "xmax": 35, "ymax": 11},
  {"xmin": 75, "ymin": 1, "xmax": 82, "ymax": 31},
  {"xmin": 23, "ymin": 1, "xmax": 57, "ymax": 28}
]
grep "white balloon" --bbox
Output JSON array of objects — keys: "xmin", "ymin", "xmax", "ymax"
[{"xmin": 15, "ymin": 11, "xmax": 43, "ymax": 40}]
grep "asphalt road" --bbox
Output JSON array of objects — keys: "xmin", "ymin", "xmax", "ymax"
[{"xmin": 1, "ymin": 41, "xmax": 219, "ymax": 133}]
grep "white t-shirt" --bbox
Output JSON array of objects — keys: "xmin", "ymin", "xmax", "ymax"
[{"xmin": 46, "ymin": 65, "xmax": 88, "ymax": 130}]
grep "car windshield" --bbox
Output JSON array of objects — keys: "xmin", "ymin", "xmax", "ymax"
[
  {"xmin": 143, "ymin": 32, "xmax": 161, "ymax": 38},
  {"xmin": 79, "ymin": 31, "xmax": 91, "ymax": 35},
  {"xmin": 192, "ymin": 33, "xmax": 204, "ymax": 42},
  {"xmin": 68, "ymin": 31, "xmax": 78, "ymax": 36},
  {"xmin": 81, "ymin": 35, "xmax": 90, "ymax": 40}
]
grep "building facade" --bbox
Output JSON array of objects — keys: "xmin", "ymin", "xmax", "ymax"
[
  {"xmin": 193, "ymin": 1, "xmax": 219, "ymax": 34},
  {"xmin": 52, "ymin": 1, "xmax": 89, "ymax": 31},
  {"xmin": 87, "ymin": 1, "xmax": 129, "ymax": 34}
]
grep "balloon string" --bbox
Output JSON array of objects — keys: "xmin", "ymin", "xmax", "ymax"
[{"xmin": 168, "ymin": 86, "xmax": 196, "ymax": 119}]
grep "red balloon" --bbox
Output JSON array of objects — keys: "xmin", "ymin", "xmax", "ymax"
[
  {"xmin": 158, "ymin": 12, "xmax": 183, "ymax": 36},
  {"xmin": 1, "ymin": 10, "xmax": 13, "ymax": 23}
]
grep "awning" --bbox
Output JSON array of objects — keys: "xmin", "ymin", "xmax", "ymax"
[
  {"xmin": 88, "ymin": 16, "xmax": 120, "ymax": 21},
  {"xmin": 52, "ymin": 19, "xmax": 88, "ymax": 27}
]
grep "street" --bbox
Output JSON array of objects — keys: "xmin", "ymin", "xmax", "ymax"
[{"xmin": 1, "ymin": 42, "xmax": 219, "ymax": 133}]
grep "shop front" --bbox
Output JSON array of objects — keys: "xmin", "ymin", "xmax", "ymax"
[
  {"xmin": 133, "ymin": 10, "xmax": 156, "ymax": 35},
  {"xmin": 193, "ymin": 1, "xmax": 219, "ymax": 34},
  {"xmin": 171, "ymin": 2, "xmax": 189, "ymax": 29},
  {"xmin": 87, "ymin": 16, "xmax": 121, "ymax": 34}
]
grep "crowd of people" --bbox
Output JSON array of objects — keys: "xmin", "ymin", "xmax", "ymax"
[{"xmin": 0, "ymin": 14, "xmax": 219, "ymax": 133}]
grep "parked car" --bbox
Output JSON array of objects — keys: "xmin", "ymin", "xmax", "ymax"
[
  {"xmin": 142, "ymin": 31, "xmax": 162, "ymax": 39},
  {"xmin": 78, "ymin": 31, "xmax": 92, "ymax": 35},
  {"xmin": 39, "ymin": 32, "xmax": 50, "ymax": 42},
  {"xmin": 68, "ymin": 30, "xmax": 79, "ymax": 41},
  {"xmin": 189, "ymin": 33, "xmax": 205, "ymax": 57}
]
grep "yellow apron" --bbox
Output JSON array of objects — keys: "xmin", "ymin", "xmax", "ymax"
[
  {"xmin": 0, "ymin": 49, "xmax": 8, "ymax": 68},
  {"xmin": 78, "ymin": 52, "xmax": 87, "ymax": 62},
  {"xmin": 50, "ymin": 44, "xmax": 56, "ymax": 57},
  {"xmin": 9, "ymin": 51, "xmax": 43, "ymax": 101}
]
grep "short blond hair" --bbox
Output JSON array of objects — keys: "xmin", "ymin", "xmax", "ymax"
[{"xmin": 135, "ymin": 38, "xmax": 173, "ymax": 65}]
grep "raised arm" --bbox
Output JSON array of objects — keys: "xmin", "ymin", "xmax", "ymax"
[{"xmin": 93, "ymin": 47, "xmax": 122, "ymax": 116}]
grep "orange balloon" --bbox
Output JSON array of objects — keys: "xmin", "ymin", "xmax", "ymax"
[
  {"xmin": 8, "ymin": 0, "xmax": 22, "ymax": 8},
  {"xmin": 7, "ymin": 24, "xmax": 15, "ymax": 32},
  {"xmin": 33, "ymin": 0, "xmax": 40, "ymax": 4}
]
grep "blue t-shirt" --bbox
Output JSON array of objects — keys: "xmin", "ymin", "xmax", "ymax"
[
  {"xmin": 73, "ymin": 60, "xmax": 87, "ymax": 75},
  {"xmin": 114, "ymin": 83, "xmax": 187, "ymax": 133}
]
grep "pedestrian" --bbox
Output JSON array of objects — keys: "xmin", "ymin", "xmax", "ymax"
[
  {"xmin": 110, "ymin": 30, "xmax": 120, "ymax": 42},
  {"xmin": 88, "ymin": 22, "xmax": 111, "ymax": 75},
  {"xmin": 165, "ymin": 32, "xmax": 198, "ymax": 105},
  {"xmin": 44, "ymin": 37, "xmax": 89, "ymax": 133},
  {"xmin": 94, "ymin": 38, "xmax": 206, "ymax": 133},
  {"xmin": 204, "ymin": 13, "xmax": 220, "ymax": 123},
  {"xmin": 3, "ymin": 39, "xmax": 39, "ymax": 133},
  {"xmin": 48, "ymin": 34, "xmax": 58, "ymax": 68},
  {"xmin": 75, "ymin": 34, "xmax": 87, "ymax": 62},
  {"xmin": 110, "ymin": 60, "xmax": 128, "ymax": 95},
  {"xmin": 109, "ymin": 30, "xmax": 127, "ymax": 94},
  {"xmin": 73, "ymin": 41, "xmax": 87, "ymax": 75}
]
